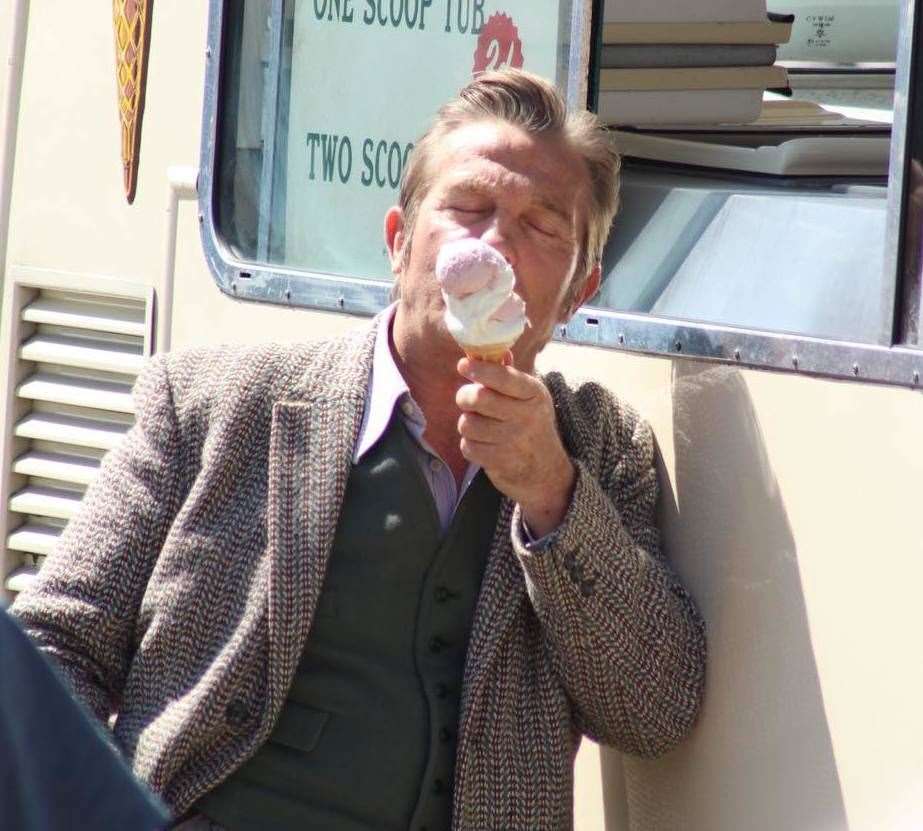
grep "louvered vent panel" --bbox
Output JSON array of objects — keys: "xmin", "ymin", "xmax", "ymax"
[{"xmin": 4, "ymin": 284, "xmax": 150, "ymax": 596}]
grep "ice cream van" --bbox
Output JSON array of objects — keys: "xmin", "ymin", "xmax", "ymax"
[{"xmin": 1, "ymin": 0, "xmax": 922, "ymax": 828}]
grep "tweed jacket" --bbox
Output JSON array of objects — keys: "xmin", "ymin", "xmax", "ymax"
[{"xmin": 11, "ymin": 322, "xmax": 706, "ymax": 829}]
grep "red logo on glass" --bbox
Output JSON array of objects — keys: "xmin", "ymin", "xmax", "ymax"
[{"xmin": 473, "ymin": 13, "xmax": 524, "ymax": 76}]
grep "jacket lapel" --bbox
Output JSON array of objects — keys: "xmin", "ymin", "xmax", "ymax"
[
  {"xmin": 265, "ymin": 326, "xmax": 375, "ymax": 711},
  {"xmin": 456, "ymin": 378, "xmax": 569, "ymax": 760},
  {"xmin": 457, "ymin": 498, "xmax": 526, "ymax": 746},
  {"xmin": 263, "ymin": 317, "xmax": 544, "ymax": 730}
]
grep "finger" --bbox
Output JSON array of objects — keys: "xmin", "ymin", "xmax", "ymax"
[
  {"xmin": 455, "ymin": 383, "xmax": 519, "ymax": 419},
  {"xmin": 457, "ymin": 357, "xmax": 538, "ymax": 401},
  {"xmin": 457, "ymin": 411, "xmax": 514, "ymax": 443},
  {"xmin": 459, "ymin": 436, "xmax": 502, "ymax": 466}
]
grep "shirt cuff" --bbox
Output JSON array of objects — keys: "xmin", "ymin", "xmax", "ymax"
[{"xmin": 520, "ymin": 516, "xmax": 557, "ymax": 549}]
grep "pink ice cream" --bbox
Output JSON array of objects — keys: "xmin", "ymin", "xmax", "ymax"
[{"xmin": 435, "ymin": 239, "xmax": 527, "ymax": 350}]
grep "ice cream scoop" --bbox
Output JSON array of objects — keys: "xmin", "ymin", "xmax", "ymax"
[{"xmin": 435, "ymin": 238, "xmax": 528, "ymax": 362}]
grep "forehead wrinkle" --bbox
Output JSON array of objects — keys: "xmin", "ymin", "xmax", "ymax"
[{"xmin": 446, "ymin": 165, "xmax": 527, "ymax": 192}]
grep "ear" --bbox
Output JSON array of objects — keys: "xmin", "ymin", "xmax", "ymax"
[
  {"xmin": 578, "ymin": 263, "xmax": 602, "ymax": 307},
  {"xmin": 561, "ymin": 263, "xmax": 602, "ymax": 321},
  {"xmin": 384, "ymin": 206, "xmax": 407, "ymax": 274}
]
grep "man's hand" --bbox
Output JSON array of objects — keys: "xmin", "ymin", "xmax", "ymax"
[{"xmin": 456, "ymin": 355, "xmax": 576, "ymax": 538}]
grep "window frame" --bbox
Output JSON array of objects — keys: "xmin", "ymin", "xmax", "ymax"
[{"xmin": 198, "ymin": 0, "xmax": 923, "ymax": 389}]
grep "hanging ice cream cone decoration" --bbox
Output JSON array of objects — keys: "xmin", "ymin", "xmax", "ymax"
[{"xmin": 113, "ymin": 0, "xmax": 153, "ymax": 203}]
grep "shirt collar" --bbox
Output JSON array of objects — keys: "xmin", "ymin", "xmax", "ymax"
[{"xmin": 354, "ymin": 303, "xmax": 422, "ymax": 463}]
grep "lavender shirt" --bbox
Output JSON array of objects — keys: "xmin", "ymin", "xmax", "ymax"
[
  {"xmin": 353, "ymin": 305, "xmax": 482, "ymax": 534},
  {"xmin": 354, "ymin": 305, "xmax": 548, "ymax": 543}
]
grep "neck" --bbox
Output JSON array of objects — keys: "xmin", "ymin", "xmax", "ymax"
[{"xmin": 390, "ymin": 303, "xmax": 468, "ymax": 477}]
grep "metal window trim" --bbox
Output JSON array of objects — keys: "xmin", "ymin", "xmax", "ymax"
[
  {"xmin": 561, "ymin": 307, "xmax": 923, "ymax": 389},
  {"xmin": 887, "ymin": 0, "xmax": 921, "ymax": 344},
  {"xmin": 198, "ymin": 0, "xmax": 923, "ymax": 390},
  {"xmin": 256, "ymin": 0, "xmax": 285, "ymax": 261}
]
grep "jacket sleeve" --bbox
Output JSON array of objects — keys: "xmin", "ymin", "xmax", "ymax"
[
  {"xmin": 10, "ymin": 353, "xmax": 188, "ymax": 725},
  {"xmin": 512, "ymin": 379, "xmax": 706, "ymax": 758}
]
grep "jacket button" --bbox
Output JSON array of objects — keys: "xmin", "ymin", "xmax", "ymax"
[
  {"xmin": 580, "ymin": 580, "xmax": 596, "ymax": 598},
  {"xmin": 435, "ymin": 682, "xmax": 450, "ymax": 699},
  {"xmin": 439, "ymin": 727, "xmax": 453, "ymax": 742},
  {"xmin": 434, "ymin": 586, "xmax": 453, "ymax": 602},
  {"xmin": 429, "ymin": 636, "xmax": 447, "ymax": 653},
  {"xmin": 225, "ymin": 698, "xmax": 250, "ymax": 727},
  {"xmin": 432, "ymin": 778, "xmax": 446, "ymax": 795}
]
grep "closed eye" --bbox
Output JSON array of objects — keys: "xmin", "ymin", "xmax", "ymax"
[
  {"xmin": 528, "ymin": 216, "xmax": 569, "ymax": 239},
  {"xmin": 529, "ymin": 220, "xmax": 558, "ymax": 236},
  {"xmin": 449, "ymin": 203, "xmax": 489, "ymax": 214}
]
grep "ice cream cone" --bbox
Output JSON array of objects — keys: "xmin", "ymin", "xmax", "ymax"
[
  {"xmin": 113, "ymin": 0, "xmax": 153, "ymax": 204},
  {"xmin": 462, "ymin": 343, "xmax": 513, "ymax": 363},
  {"xmin": 436, "ymin": 239, "xmax": 527, "ymax": 364}
]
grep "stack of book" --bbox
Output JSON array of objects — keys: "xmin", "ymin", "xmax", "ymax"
[
  {"xmin": 609, "ymin": 126, "xmax": 891, "ymax": 176},
  {"xmin": 597, "ymin": 0, "xmax": 794, "ymax": 126}
]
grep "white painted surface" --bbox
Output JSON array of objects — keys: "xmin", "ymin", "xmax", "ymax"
[
  {"xmin": 14, "ymin": 411, "xmax": 129, "ymax": 452},
  {"xmin": 7, "ymin": 522, "xmax": 62, "ymax": 556}
]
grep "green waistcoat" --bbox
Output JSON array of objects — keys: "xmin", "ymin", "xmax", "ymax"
[{"xmin": 197, "ymin": 418, "xmax": 501, "ymax": 830}]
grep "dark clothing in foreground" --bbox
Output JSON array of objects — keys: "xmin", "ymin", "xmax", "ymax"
[{"xmin": 0, "ymin": 608, "xmax": 168, "ymax": 831}]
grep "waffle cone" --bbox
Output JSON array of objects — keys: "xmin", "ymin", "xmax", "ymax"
[
  {"xmin": 113, "ymin": 0, "xmax": 153, "ymax": 203},
  {"xmin": 461, "ymin": 343, "xmax": 513, "ymax": 363}
]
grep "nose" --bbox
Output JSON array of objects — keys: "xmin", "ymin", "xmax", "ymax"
[{"xmin": 479, "ymin": 214, "xmax": 516, "ymax": 270}]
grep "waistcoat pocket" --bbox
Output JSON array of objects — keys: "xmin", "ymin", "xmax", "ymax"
[{"xmin": 270, "ymin": 703, "xmax": 329, "ymax": 753}]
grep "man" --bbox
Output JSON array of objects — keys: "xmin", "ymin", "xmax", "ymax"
[{"xmin": 11, "ymin": 69, "xmax": 705, "ymax": 830}]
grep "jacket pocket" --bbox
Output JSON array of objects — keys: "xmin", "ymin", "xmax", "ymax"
[{"xmin": 270, "ymin": 703, "xmax": 329, "ymax": 754}]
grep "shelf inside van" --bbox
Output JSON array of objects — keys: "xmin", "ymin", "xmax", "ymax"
[{"xmin": 612, "ymin": 128, "xmax": 890, "ymax": 176}]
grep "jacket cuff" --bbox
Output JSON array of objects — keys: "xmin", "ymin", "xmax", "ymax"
[{"xmin": 512, "ymin": 458, "xmax": 600, "ymax": 582}]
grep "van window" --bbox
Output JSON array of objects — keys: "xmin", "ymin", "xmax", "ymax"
[
  {"xmin": 596, "ymin": 168, "xmax": 890, "ymax": 344},
  {"xmin": 210, "ymin": 0, "xmax": 577, "ymax": 282},
  {"xmin": 592, "ymin": 0, "xmax": 900, "ymax": 345},
  {"xmin": 201, "ymin": 0, "xmax": 923, "ymax": 385}
]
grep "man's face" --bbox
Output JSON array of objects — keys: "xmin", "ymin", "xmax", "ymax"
[{"xmin": 387, "ymin": 120, "xmax": 599, "ymax": 369}]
